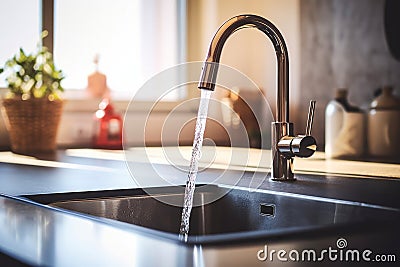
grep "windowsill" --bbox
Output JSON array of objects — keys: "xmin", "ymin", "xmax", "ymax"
[
  {"xmin": 0, "ymin": 88, "xmax": 196, "ymax": 114},
  {"xmin": 0, "ymin": 88, "xmax": 200, "ymax": 147}
]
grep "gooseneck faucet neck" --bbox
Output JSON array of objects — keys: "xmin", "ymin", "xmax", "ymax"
[
  {"xmin": 198, "ymin": 14, "xmax": 317, "ymax": 181},
  {"xmin": 198, "ymin": 14, "xmax": 289, "ymax": 123}
]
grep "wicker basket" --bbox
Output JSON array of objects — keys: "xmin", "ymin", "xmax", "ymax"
[{"xmin": 1, "ymin": 98, "xmax": 63, "ymax": 154}]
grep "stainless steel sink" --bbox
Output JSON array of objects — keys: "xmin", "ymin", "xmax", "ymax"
[{"xmin": 26, "ymin": 184, "xmax": 400, "ymax": 244}]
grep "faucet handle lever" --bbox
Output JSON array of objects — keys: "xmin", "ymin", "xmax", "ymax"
[{"xmin": 305, "ymin": 100, "xmax": 316, "ymax": 136}]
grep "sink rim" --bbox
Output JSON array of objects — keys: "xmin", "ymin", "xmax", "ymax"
[
  {"xmin": 223, "ymin": 185, "xmax": 400, "ymax": 212},
  {"xmin": 23, "ymin": 183, "xmax": 400, "ymax": 212},
  {"xmin": 46, "ymin": 184, "xmax": 400, "ymax": 213},
  {"xmin": 20, "ymin": 184, "xmax": 400, "ymax": 245}
]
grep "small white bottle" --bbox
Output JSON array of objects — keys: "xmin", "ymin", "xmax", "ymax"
[{"xmin": 325, "ymin": 89, "xmax": 366, "ymax": 159}]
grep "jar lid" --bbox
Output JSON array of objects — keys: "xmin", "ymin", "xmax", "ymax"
[
  {"xmin": 335, "ymin": 88, "xmax": 348, "ymax": 99},
  {"xmin": 370, "ymin": 86, "xmax": 400, "ymax": 110},
  {"xmin": 333, "ymin": 88, "xmax": 361, "ymax": 112}
]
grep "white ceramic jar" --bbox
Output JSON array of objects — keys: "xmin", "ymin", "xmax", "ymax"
[
  {"xmin": 368, "ymin": 86, "xmax": 400, "ymax": 158},
  {"xmin": 325, "ymin": 89, "xmax": 366, "ymax": 159}
]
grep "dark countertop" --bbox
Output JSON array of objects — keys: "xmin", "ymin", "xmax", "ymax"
[
  {"xmin": 0, "ymin": 150, "xmax": 191, "ymax": 266},
  {"xmin": 1, "ymin": 149, "xmax": 400, "ymax": 266},
  {"xmin": 2, "ymin": 149, "xmax": 399, "ymax": 209},
  {"xmin": 0, "ymin": 150, "xmax": 135, "ymax": 196},
  {"xmin": 0, "ymin": 194, "xmax": 192, "ymax": 267}
]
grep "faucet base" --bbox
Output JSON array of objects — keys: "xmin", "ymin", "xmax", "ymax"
[
  {"xmin": 271, "ymin": 122, "xmax": 295, "ymax": 181},
  {"xmin": 270, "ymin": 156, "xmax": 295, "ymax": 181},
  {"xmin": 271, "ymin": 177, "xmax": 296, "ymax": 182}
]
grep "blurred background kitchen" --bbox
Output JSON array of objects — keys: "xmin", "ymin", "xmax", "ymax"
[{"xmin": 0, "ymin": 0, "xmax": 399, "ymax": 158}]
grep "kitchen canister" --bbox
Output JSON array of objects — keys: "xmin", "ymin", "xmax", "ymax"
[
  {"xmin": 325, "ymin": 89, "xmax": 366, "ymax": 159},
  {"xmin": 368, "ymin": 86, "xmax": 400, "ymax": 158}
]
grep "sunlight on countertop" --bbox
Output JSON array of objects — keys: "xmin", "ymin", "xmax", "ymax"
[
  {"xmin": 0, "ymin": 151, "xmax": 115, "ymax": 172},
  {"xmin": 1, "ymin": 147, "xmax": 398, "ymax": 179},
  {"xmin": 63, "ymin": 147, "xmax": 400, "ymax": 179}
]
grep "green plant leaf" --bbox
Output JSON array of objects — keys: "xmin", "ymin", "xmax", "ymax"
[
  {"xmin": 1, "ymin": 32, "xmax": 64, "ymax": 100},
  {"xmin": 41, "ymin": 30, "xmax": 49, "ymax": 39}
]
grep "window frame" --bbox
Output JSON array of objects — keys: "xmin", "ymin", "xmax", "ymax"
[
  {"xmin": 0, "ymin": 0, "xmax": 196, "ymax": 113},
  {"xmin": 44, "ymin": 0, "xmax": 193, "ymax": 108}
]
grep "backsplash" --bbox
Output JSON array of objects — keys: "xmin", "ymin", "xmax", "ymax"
[{"xmin": 298, "ymin": 0, "xmax": 400, "ymax": 146}]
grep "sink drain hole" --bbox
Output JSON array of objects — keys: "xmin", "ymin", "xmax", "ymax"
[{"xmin": 260, "ymin": 204, "xmax": 275, "ymax": 217}]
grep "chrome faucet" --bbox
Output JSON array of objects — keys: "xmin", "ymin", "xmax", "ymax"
[{"xmin": 198, "ymin": 14, "xmax": 317, "ymax": 181}]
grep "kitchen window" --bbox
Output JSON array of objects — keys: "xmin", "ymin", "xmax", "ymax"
[
  {"xmin": 1, "ymin": 0, "xmax": 187, "ymax": 101},
  {"xmin": 54, "ymin": 0, "xmax": 186, "ymax": 101},
  {"xmin": 0, "ymin": 0, "xmax": 41, "ymax": 89}
]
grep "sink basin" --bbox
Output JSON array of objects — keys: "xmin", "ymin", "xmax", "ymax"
[{"xmin": 25, "ymin": 184, "xmax": 400, "ymax": 244}]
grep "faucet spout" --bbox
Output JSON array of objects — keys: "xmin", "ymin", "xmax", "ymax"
[
  {"xmin": 198, "ymin": 14, "xmax": 289, "ymax": 123},
  {"xmin": 198, "ymin": 14, "xmax": 317, "ymax": 181}
]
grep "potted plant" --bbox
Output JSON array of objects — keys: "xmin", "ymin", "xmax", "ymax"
[{"xmin": 0, "ymin": 31, "xmax": 64, "ymax": 155}]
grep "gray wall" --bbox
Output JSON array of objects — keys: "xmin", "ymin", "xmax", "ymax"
[{"xmin": 299, "ymin": 0, "xmax": 400, "ymax": 146}]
